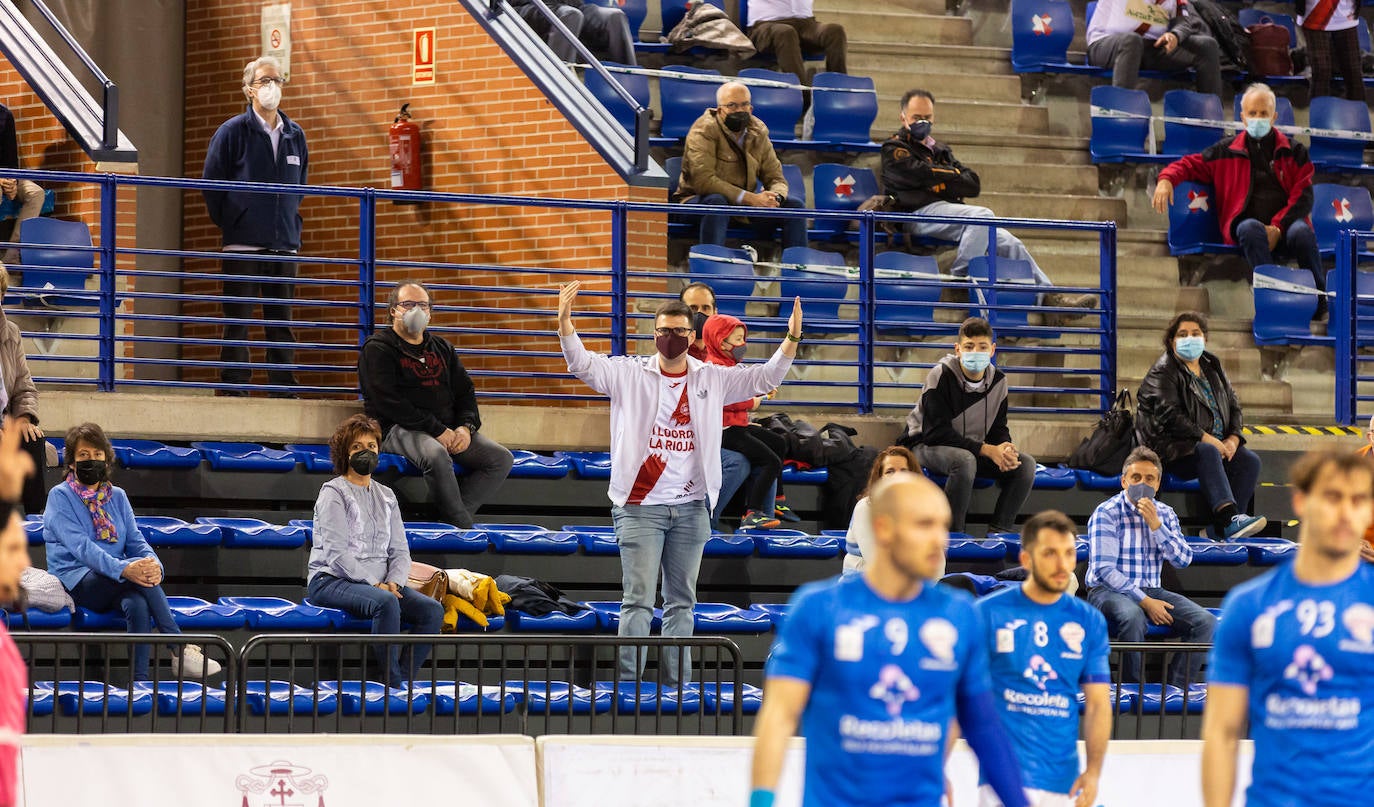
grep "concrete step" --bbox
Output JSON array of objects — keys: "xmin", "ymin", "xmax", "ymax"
[
  {"xmin": 977, "ymin": 192, "xmax": 1126, "ymax": 226},
  {"xmin": 835, "ymin": 11, "xmax": 972, "ymax": 46},
  {"xmin": 964, "ymin": 162, "xmax": 1099, "ymax": 196},
  {"xmin": 1117, "ymin": 344, "xmax": 1264, "ymax": 381},
  {"xmin": 816, "ymin": 0, "xmax": 950, "ymax": 16},
  {"xmin": 875, "ymin": 97, "xmax": 1049, "ymax": 137},
  {"xmin": 867, "ymin": 70, "xmax": 1022, "ymax": 105},
  {"xmin": 936, "ymin": 131, "xmax": 1092, "ymax": 166},
  {"xmin": 1120, "ymin": 375, "xmax": 1293, "ymax": 413},
  {"xmin": 846, "ymin": 42, "xmax": 1014, "ymax": 76}
]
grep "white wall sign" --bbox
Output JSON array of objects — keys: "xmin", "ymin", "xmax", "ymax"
[{"xmin": 261, "ymin": 3, "xmax": 292, "ymax": 80}]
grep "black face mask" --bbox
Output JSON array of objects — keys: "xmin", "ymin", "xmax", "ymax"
[
  {"xmin": 349, "ymin": 450, "xmax": 379, "ymax": 476},
  {"xmin": 723, "ymin": 111, "xmax": 750, "ymax": 132},
  {"xmin": 73, "ymin": 459, "xmax": 107, "ymax": 486},
  {"xmin": 908, "ymin": 120, "xmax": 932, "ymax": 141},
  {"xmin": 692, "ymin": 311, "xmax": 709, "ymax": 340}
]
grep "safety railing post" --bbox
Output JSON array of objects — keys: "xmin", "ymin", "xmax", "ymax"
[
  {"xmin": 1335, "ymin": 230, "xmax": 1356, "ymax": 425},
  {"xmin": 857, "ymin": 212, "xmax": 875, "ymax": 414},
  {"xmin": 358, "ymin": 189, "xmax": 377, "ymax": 346},
  {"xmin": 98, "ymin": 173, "xmax": 117, "ymax": 391},
  {"xmin": 1100, "ymin": 224, "xmax": 1118, "ymax": 413},
  {"xmin": 610, "ymin": 203, "xmax": 628, "ymax": 355}
]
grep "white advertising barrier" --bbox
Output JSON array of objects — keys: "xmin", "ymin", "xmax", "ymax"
[
  {"xmin": 539, "ymin": 736, "xmax": 1254, "ymax": 807},
  {"xmin": 18, "ymin": 734, "xmax": 537, "ymax": 807}
]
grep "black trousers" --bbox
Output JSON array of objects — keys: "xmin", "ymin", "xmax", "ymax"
[
  {"xmin": 720, "ymin": 424, "xmax": 787, "ymax": 513},
  {"xmin": 18, "ymin": 428, "xmax": 45, "ymax": 516},
  {"xmin": 1306, "ymin": 25, "xmax": 1366, "ymax": 102},
  {"xmin": 220, "ymin": 254, "xmax": 297, "ymax": 386}
]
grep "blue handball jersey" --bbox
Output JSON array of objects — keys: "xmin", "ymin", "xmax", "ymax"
[
  {"xmin": 974, "ymin": 586, "xmax": 1111, "ymax": 794},
  {"xmin": 766, "ymin": 573, "xmax": 990, "ymax": 807},
  {"xmin": 1209, "ymin": 561, "xmax": 1374, "ymax": 807}
]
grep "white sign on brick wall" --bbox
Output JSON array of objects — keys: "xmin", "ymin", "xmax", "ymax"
[{"xmin": 261, "ymin": 3, "xmax": 292, "ymax": 81}]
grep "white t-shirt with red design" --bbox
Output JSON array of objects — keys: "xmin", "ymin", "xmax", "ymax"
[
  {"xmin": 1301, "ymin": 0, "xmax": 1358, "ymax": 31},
  {"xmin": 626, "ymin": 368, "xmax": 706, "ymax": 506}
]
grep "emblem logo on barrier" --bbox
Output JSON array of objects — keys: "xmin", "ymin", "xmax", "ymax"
[{"xmin": 236, "ymin": 760, "xmax": 329, "ymax": 807}]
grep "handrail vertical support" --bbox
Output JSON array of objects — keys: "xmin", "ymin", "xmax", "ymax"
[
  {"xmin": 1101, "ymin": 223, "xmax": 1118, "ymax": 413},
  {"xmin": 358, "ymin": 189, "xmax": 377, "ymax": 345},
  {"xmin": 98, "ymin": 173, "xmax": 117, "ymax": 391},
  {"xmin": 1335, "ymin": 230, "xmax": 1356, "ymax": 425},
  {"xmin": 858, "ymin": 212, "xmax": 874, "ymax": 414},
  {"xmin": 634, "ymin": 109, "xmax": 651, "ymax": 173},
  {"xmin": 610, "ymin": 203, "xmax": 628, "ymax": 355},
  {"xmin": 103, "ymin": 83, "xmax": 119, "ymax": 151}
]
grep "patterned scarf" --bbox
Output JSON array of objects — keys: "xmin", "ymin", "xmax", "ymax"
[{"xmin": 65, "ymin": 473, "xmax": 117, "ymax": 543}]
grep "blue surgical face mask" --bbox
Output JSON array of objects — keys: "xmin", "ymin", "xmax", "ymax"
[
  {"xmin": 1174, "ymin": 335, "xmax": 1205, "ymax": 361},
  {"xmin": 959, "ymin": 351, "xmax": 991, "ymax": 374},
  {"xmin": 1126, "ymin": 482, "xmax": 1156, "ymax": 505},
  {"xmin": 1245, "ymin": 117, "xmax": 1272, "ymax": 139}
]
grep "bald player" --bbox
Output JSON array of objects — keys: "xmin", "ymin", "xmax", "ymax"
[{"xmin": 750, "ymin": 472, "xmax": 1028, "ymax": 807}]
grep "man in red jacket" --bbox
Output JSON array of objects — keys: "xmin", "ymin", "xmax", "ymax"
[{"xmin": 1152, "ymin": 82, "xmax": 1325, "ymax": 319}]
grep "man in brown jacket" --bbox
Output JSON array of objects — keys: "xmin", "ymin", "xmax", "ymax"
[{"xmin": 674, "ymin": 81, "xmax": 806, "ymax": 255}]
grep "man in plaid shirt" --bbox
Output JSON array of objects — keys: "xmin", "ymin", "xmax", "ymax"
[{"xmin": 1086, "ymin": 446, "xmax": 1216, "ymax": 685}]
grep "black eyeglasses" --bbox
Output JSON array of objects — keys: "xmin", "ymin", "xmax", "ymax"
[
  {"xmin": 252, "ymin": 76, "xmax": 285, "ymax": 87},
  {"xmin": 654, "ymin": 327, "xmax": 693, "ymax": 338},
  {"xmin": 396, "ymin": 301, "xmax": 431, "ymax": 311}
]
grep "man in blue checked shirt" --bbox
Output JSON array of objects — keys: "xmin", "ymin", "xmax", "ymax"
[{"xmin": 1085, "ymin": 446, "xmax": 1215, "ymax": 685}]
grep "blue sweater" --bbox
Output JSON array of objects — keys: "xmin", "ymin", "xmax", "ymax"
[
  {"xmin": 43, "ymin": 483, "xmax": 157, "ymax": 590},
  {"xmin": 201, "ymin": 106, "xmax": 309, "ymax": 251}
]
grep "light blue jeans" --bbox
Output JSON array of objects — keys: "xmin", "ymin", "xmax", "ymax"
[
  {"xmin": 905, "ymin": 199, "xmax": 1053, "ymax": 287},
  {"xmin": 611, "ymin": 499, "xmax": 711, "ymax": 686}
]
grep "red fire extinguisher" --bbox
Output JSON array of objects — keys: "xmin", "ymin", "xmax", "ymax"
[{"xmin": 390, "ymin": 103, "xmax": 422, "ymax": 191}]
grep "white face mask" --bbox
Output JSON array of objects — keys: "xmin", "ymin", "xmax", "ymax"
[
  {"xmin": 254, "ymin": 80, "xmax": 281, "ymax": 112},
  {"xmin": 401, "ymin": 306, "xmax": 430, "ymax": 335}
]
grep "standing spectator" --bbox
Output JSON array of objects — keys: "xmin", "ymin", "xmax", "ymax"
[
  {"xmin": 673, "ymin": 82, "xmax": 807, "ymax": 257},
  {"xmin": 745, "ymin": 0, "xmax": 847, "ymax": 86},
  {"xmin": 1299, "ymin": 0, "xmax": 1366, "ymax": 102},
  {"xmin": 1086, "ymin": 0, "xmax": 1223, "ymax": 96},
  {"xmin": 0, "ymin": 419, "xmax": 35, "ymax": 807},
  {"xmin": 0, "ymin": 271, "xmax": 44, "ymax": 515},
  {"xmin": 556, "ymin": 281, "xmax": 799, "ymax": 686},
  {"xmin": 1153, "ymin": 83, "xmax": 1324, "ymax": 320},
  {"xmin": 43, "ymin": 423, "xmax": 220, "ymax": 682},
  {"xmin": 1135, "ymin": 312, "xmax": 1267, "ymax": 540},
  {"xmin": 306, "ymin": 414, "xmax": 444, "ymax": 685},
  {"xmin": 359, "ymin": 281, "xmax": 514, "ymax": 529},
  {"xmin": 510, "ymin": 0, "xmax": 637, "ymax": 66},
  {"xmin": 1086, "ymin": 447, "xmax": 1215, "ymax": 685},
  {"xmin": 202, "ymin": 55, "xmax": 308, "ymax": 395},
  {"xmin": 842, "ymin": 446, "xmax": 922, "ymax": 576},
  {"xmin": 898, "ymin": 317, "xmax": 1036, "ymax": 536}
]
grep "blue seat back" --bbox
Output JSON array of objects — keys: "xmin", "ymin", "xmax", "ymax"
[
  {"xmin": 810, "ymin": 72, "xmax": 877, "ymax": 146},
  {"xmin": 738, "ymin": 68, "xmax": 802, "ymax": 138},
  {"xmin": 1360, "ymin": 18, "xmax": 1372, "ymax": 54},
  {"xmin": 1312, "ymin": 184, "xmax": 1374, "ymax": 253},
  {"xmin": 873, "ymin": 251, "xmax": 941, "ymax": 328},
  {"xmin": 665, "ymin": 155, "xmax": 682, "ymax": 199},
  {"xmin": 1309, "ymin": 96, "xmax": 1371, "ymax": 168},
  {"xmin": 1232, "ymin": 94, "xmax": 1295, "ymax": 127},
  {"xmin": 687, "ymin": 244, "xmax": 755, "ymax": 318},
  {"xmin": 1253, "ymin": 265, "xmax": 1318, "ymax": 344},
  {"xmin": 1238, "ymin": 9, "xmax": 1297, "ymax": 47},
  {"xmin": 659, "ymin": 66, "xmax": 722, "ymax": 140},
  {"xmin": 779, "ymin": 162, "xmax": 806, "ymax": 206},
  {"xmin": 811, "ymin": 164, "xmax": 878, "ymax": 237},
  {"xmin": 661, "ymin": 0, "xmax": 723, "ymax": 36},
  {"xmin": 779, "ymin": 246, "xmax": 850, "ymax": 326},
  {"xmin": 583, "ymin": 61, "xmax": 649, "ymax": 134},
  {"xmin": 615, "ymin": 0, "xmax": 647, "ymax": 38},
  {"xmin": 1010, "ymin": 0, "xmax": 1074, "ymax": 70},
  {"xmin": 968, "ymin": 257, "xmax": 1037, "ymax": 328},
  {"xmin": 1167, "ymin": 181, "xmax": 1225, "ymax": 254},
  {"xmin": 1162, "ymin": 90, "xmax": 1223, "ymax": 156},
  {"xmin": 1089, "ymin": 85, "xmax": 1152, "ymax": 161},
  {"xmin": 18, "ymin": 217, "xmax": 95, "ymax": 295}
]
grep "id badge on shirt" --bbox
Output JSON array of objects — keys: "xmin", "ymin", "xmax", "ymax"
[{"xmin": 1124, "ymin": 0, "xmax": 1171, "ymax": 27}]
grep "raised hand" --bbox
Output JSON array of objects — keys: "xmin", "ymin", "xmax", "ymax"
[
  {"xmin": 787, "ymin": 296, "xmax": 802, "ymax": 338},
  {"xmin": 557, "ymin": 281, "xmax": 581, "ymax": 335}
]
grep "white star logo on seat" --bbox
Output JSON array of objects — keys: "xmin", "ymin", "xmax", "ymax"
[
  {"xmin": 1335, "ymin": 197, "xmax": 1354, "ymax": 223},
  {"xmin": 1187, "ymin": 190, "xmax": 1209, "ymax": 212},
  {"xmin": 833, "ymin": 175, "xmax": 856, "ymax": 197},
  {"xmin": 1031, "ymin": 13, "xmax": 1053, "ymax": 35}
]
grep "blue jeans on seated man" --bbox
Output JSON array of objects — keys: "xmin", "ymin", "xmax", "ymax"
[
  {"xmin": 307, "ymin": 573, "xmax": 445, "ymax": 684},
  {"xmin": 1165, "ymin": 441, "xmax": 1262, "ymax": 539},
  {"xmin": 611, "ymin": 499, "xmax": 710, "ymax": 688},
  {"xmin": 714, "ymin": 448, "xmax": 777, "ymax": 529},
  {"xmin": 69, "ymin": 571, "xmax": 182, "ymax": 682},
  {"xmin": 684, "ymin": 193, "xmax": 808, "ymax": 252},
  {"xmin": 1087, "ymin": 586, "xmax": 1216, "ymax": 686},
  {"xmin": 1235, "ymin": 217, "xmax": 1326, "ymax": 315},
  {"xmin": 902, "ymin": 200, "xmax": 1054, "ymax": 287},
  {"xmin": 382, "ymin": 424, "xmax": 515, "ymax": 529}
]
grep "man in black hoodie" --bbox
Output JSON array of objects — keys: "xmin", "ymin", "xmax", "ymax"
[
  {"xmin": 359, "ymin": 281, "xmax": 513, "ymax": 528},
  {"xmin": 898, "ymin": 317, "xmax": 1036, "ymax": 535}
]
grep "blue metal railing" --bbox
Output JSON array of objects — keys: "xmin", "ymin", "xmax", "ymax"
[
  {"xmin": 0, "ymin": 169, "xmax": 1117, "ymax": 414},
  {"xmin": 1334, "ymin": 228, "xmax": 1374, "ymax": 424}
]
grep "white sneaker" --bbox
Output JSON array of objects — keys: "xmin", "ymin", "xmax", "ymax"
[{"xmin": 170, "ymin": 644, "xmax": 222, "ymax": 679}]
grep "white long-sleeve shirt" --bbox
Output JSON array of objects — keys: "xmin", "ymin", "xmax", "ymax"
[
  {"xmin": 747, "ymin": 0, "xmax": 816, "ymax": 25},
  {"xmin": 560, "ymin": 331, "xmax": 793, "ymax": 509},
  {"xmin": 1087, "ymin": 0, "xmax": 1184, "ymax": 45}
]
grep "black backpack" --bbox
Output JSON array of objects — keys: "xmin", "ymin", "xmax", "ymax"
[
  {"xmin": 756, "ymin": 414, "xmax": 862, "ymax": 468},
  {"xmin": 820, "ymin": 445, "xmax": 880, "ymax": 530},
  {"xmin": 1067, "ymin": 389, "xmax": 1137, "ymax": 476},
  {"xmin": 1189, "ymin": 0, "xmax": 1251, "ymax": 72}
]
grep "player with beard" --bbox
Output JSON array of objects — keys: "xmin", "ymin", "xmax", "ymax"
[
  {"xmin": 1203, "ymin": 449, "xmax": 1374, "ymax": 807},
  {"xmin": 973, "ymin": 511, "xmax": 1111, "ymax": 807},
  {"xmin": 750, "ymin": 472, "xmax": 1028, "ymax": 807}
]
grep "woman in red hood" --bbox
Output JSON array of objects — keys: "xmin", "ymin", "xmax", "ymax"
[{"xmin": 703, "ymin": 314, "xmax": 793, "ymax": 529}]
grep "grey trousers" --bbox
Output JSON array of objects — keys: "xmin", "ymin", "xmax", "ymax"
[
  {"xmin": 914, "ymin": 444, "xmax": 1036, "ymax": 534},
  {"xmin": 382, "ymin": 425, "xmax": 514, "ymax": 528},
  {"xmin": 549, "ymin": 3, "xmax": 637, "ymax": 66},
  {"xmin": 1086, "ymin": 32, "xmax": 1222, "ymax": 96}
]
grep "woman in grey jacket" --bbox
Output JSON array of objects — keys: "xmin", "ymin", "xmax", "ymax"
[{"xmin": 0, "ymin": 270, "xmax": 43, "ymax": 513}]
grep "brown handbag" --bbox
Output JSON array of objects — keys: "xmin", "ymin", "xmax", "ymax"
[{"xmin": 407, "ymin": 561, "xmax": 449, "ymax": 601}]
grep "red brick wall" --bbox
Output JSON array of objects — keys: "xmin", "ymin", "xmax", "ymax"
[{"xmin": 183, "ymin": 0, "xmax": 667, "ymax": 400}]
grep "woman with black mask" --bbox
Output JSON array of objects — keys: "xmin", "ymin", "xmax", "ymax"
[
  {"xmin": 43, "ymin": 422, "xmax": 218, "ymax": 681},
  {"xmin": 306, "ymin": 414, "xmax": 443, "ymax": 684}
]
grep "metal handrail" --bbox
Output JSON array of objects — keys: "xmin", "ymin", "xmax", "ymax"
[{"xmin": 20, "ymin": 0, "xmax": 121, "ymax": 152}]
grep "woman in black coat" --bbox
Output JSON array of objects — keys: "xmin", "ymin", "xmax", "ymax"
[{"xmin": 1135, "ymin": 312, "xmax": 1266, "ymax": 540}]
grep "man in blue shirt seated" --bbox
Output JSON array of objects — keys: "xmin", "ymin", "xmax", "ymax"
[
  {"xmin": 1086, "ymin": 446, "xmax": 1214, "ymax": 685},
  {"xmin": 750, "ymin": 471, "xmax": 1028, "ymax": 807},
  {"xmin": 975, "ymin": 510, "xmax": 1112, "ymax": 807},
  {"xmin": 1203, "ymin": 449, "xmax": 1374, "ymax": 807}
]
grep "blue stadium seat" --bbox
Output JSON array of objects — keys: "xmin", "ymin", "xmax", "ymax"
[
  {"xmin": 1116, "ymin": 683, "xmax": 1205, "ymax": 715},
  {"xmin": 687, "ymin": 244, "xmax": 757, "ymax": 318},
  {"xmin": 136, "ymin": 516, "xmax": 222, "ymax": 547},
  {"xmin": 1077, "ymin": 683, "xmax": 1139, "ymax": 714},
  {"xmin": 1033, "ymin": 466, "xmax": 1078, "ymax": 490},
  {"xmin": 595, "ymin": 681, "xmax": 702, "ymax": 714},
  {"xmin": 809, "ymin": 73, "xmax": 879, "ymax": 150},
  {"xmin": 22, "ymin": 517, "xmax": 41, "ymax": 546},
  {"xmin": 1167, "ymin": 181, "xmax": 1236, "ymax": 256},
  {"xmin": 739, "ymin": 67, "xmax": 804, "ymax": 145},
  {"xmin": 968, "ymin": 256, "xmax": 1040, "ymax": 330},
  {"xmin": 495, "ymin": 449, "xmax": 571, "ymax": 479},
  {"xmin": 50, "ymin": 681, "xmax": 155, "ymax": 717},
  {"xmin": 939, "ymin": 572, "xmax": 1005, "ymax": 596},
  {"xmin": 166, "ymin": 596, "xmax": 249, "ymax": 630},
  {"xmin": 874, "ymin": 251, "xmax": 943, "ymax": 334},
  {"xmin": 401, "ymin": 522, "xmax": 490, "ymax": 553},
  {"xmin": 779, "ymin": 246, "xmax": 856, "ymax": 333},
  {"xmin": 1184, "ymin": 537, "xmax": 1249, "ymax": 566},
  {"xmin": 1240, "ymin": 536, "xmax": 1298, "ymax": 565},
  {"xmin": 659, "ymin": 66, "xmax": 723, "ymax": 141},
  {"xmin": 781, "ymin": 464, "xmax": 827, "ymax": 483},
  {"xmin": 1010, "ymin": 0, "xmax": 1092, "ymax": 73},
  {"xmin": 585, "ymin": 600, "xmax": 661, "ymax": 630},
  {"xmin": 1161, "ymin": 473, "xmax": 1202, "ymax": 492},
  {"xmin": 584, "ymin": 61, "xmax": 652, "ymax": 137},
  {"xmin": 810, "ymin": 163, "xmax": 878, "ymax": 242},
  {"xmin": 1309, "ymin": 96, "xmax": 1372, "ymax": 170},
  {"xmin": 753, "ymin": 603, "xmax": 789, "ymax": 629},
  {"xmin": 197, "ymin": 517, "xmax": 307, "ymax": 549},
  {"xmin": 506, "ymin": 608, "xmax": 600, "ymax": 632},
  {"xmin": 704, "ymin": 533, "xmax": 755, "ymax": 557},
  {"xmin": 482, "ymin": 524, "xmax": 580, "ymax": 554},
  {"xmin": 220, "ymin": 596, "xmax": 336, "ymax": 630},
  {"xmin": 284, "ymin": 443, "xmax": 335, "ymax": 473},
  {"xmin": 6, "ymin": 608, "xmax": 71, "ymax": 630},
  {"xmin": 1360, "ymin": 17, "xmax": 1372, "ymax": 54},
  {"xmin": 1074, "ymin": 469, "xmax": 1121, "ymax": 490},
  {"xmin": 1231, "ymin": 95, "xmax": 1295, "ymax": 128},
  {"xmin": 190, "ymin": 441, "xmax": 298, "ymax": 472},
  {"xmin": 26, "ymin": 684, "xmax": 54, "ymax": 717},
  {"xmin": 1089, "ymin": 86, "xmax": 1160, "ymax": 164},
  {"xmin": 73, "ymin": 607, "xmax": 125, "ymax": 630},
  {"xmin": 750, "ymin": 530, "xmax": 842, "ymax": 558},
  {"xmin": 693, "ymin": 603, "xmax": 772, "ymax": 633},
  {"xmin": 925, "ymin": 471, "xmax": 995, "ymax": 489},
  {"xmin": 946, "ymin": 538, "xmax": 1007, "ymax": 561},
  {"xmin": 1162, "ymin": 90, "xmax": 1224, "ymax": 157},
  {"xmin": 424, "ymin": 681, "xmax": 519, "ymax": 715},
  {"xmin": 111, "ymin": 439, "xmax": 201, "ymax": 469},
  {"xmin": 564, "ymin": 525, "xmax": 619, "ymax": 555},
  {"xmin": 1312, "ymin": 183, "xmax": 1374, "ymax": 256},
  {"xmin": 378, "ymin": 452, "xmax": 417, "ymax": 475},
  {"xmin": 17, "ymin": 217, "xmax": 97, "ymax": 307},
  {"xmin": 136, "ymin": 681, "xmax": 228, "ymax": 717},
  {"xmin": 319, "ymin": 680, "xmax": 432, "ymax": 716},
  {"xmin": 1237, "ymin": 8, "xmax": 1297, "ymax": 47},
  {"xmin": 779, "ymin": 162, "xmax": 806, "ymax": 207},
  {"xmin": 507, "ymin": 680, "xmax": 611, "ymax": 714},
  {"xmin": 243, "ymin": 680, "xmax": 338, "ymax": 716},
  {"xmin": 557, "ymin": 450, "xmax": 612, "ymax": 479},
  {"xmin": 998, "ymin": 537, "xmax": 1089, "ymax": 562},
  {"xmin": 301, "ymin": 597, "xmax": 372, "ymax": 631},
  {"xmin": 694, "ymin": 681, "xmax": 764, "ymax": 715},
  {"xmin": 1252, "ymin": 265, "xmax": 1332, "ymax": 346}
]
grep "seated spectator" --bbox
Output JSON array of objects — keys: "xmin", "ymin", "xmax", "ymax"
[
  {"xmin": 881, "ymin": 90, "xmax": 1096, "ymax": 319},
  {"xmin": 43, "ymin": 422, "xmax": 220, "ymax": 681},
  {"xmin": 307, "ymin": 414, "xmax": 443, "ymax": 685},
  {"xmin": 0, "ymin": 179, "xmax": 43, "ymax": 268},
  {"xmin": 1086, "ymin": 0, "xmax": 1222, "ymax": 96},
  {"xmin": 1136, "ymin": 312, "xmax": 1266, "ymax": 540},
  {"xmin": 1358, "ymin": 414, "xmax": 1374, "ymax": 562},
  {"xmin": 359, "ymin": 280, "xmax": 514, "ymax": 529},
  {"xmin": 897, "ymin": 317, "xmax": 1036, "ymax": 536},
  {"xmin": 744, "ymin": 0, "xmax": 846, "ymax": 86},
  {"xmin": 1301, "ymin": 0, "xmax": 1365, "ymax": 102},
  {"xmin": 1153, "ymin": 83, "xmax": 1324, "ymax": 320},
  {"xmin": 703, "ymin": 313, "xmax": 790, "ymax": 528},
  {"xmin": 511, "ymin": 0, "xmax": 637, "ymax": 66},
  {"xmin": 673, "ymin": 81, "xmax": 806, "ymax": 258},
  {"xmin": 0, "ymin": 271, "xmax": 44, "ymax": 515},
  {"xmin": 842, "ymin": 446, "xmax": 924, "ymax": 576},
  {"xmin": 1086, "ymin": 447, "xmax": 1215, "ymax": 685}
]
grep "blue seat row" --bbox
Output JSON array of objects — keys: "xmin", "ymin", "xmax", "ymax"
[{"xmin": 557, "ymin": 451, "xmax": 829, "ymax": 484}]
